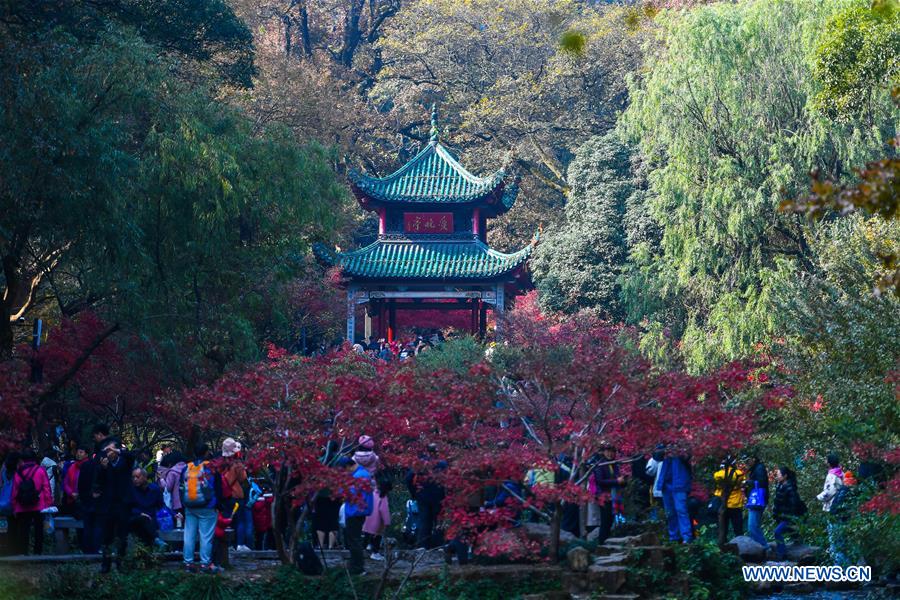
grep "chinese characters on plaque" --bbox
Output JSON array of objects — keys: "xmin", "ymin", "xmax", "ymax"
[{"xmin": 403, "ymin": 212, "xmax": 454, "ymax": 233}]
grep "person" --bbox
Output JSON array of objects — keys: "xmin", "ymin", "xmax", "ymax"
[
  {"xmin": 745, "ymin": 454, "xmax": 769, "ymax": 548},
  {"xmin": 61, "ymin": 446, "xmax": 88, "ymax": 516},
  {"xmin": 252, "ymin": 490, "xmax": 274, "ymax": 550},
  {"xmin": 772, "ymin": 466, "xmax": 805, "ymax": 560},
  {"xmin": 712, "ymin": 456, "xmax": 745, "ymax": 544},
  {"xmin": 157, "ymin": 450, "xmax": 188, "ymax": 522},
  {"xmin": 407, "ymin": 443, "xmax": 447, "ymax": 549},
  {"xmin": 352, "ymin": 436, "xmax": 380, "ymax": 474},
  {"xmin": 219, "ymin": 438, "xmax": 251, "ymax": 552},
  {"xmin": 589, "ymin": 446, "xmax": 624, "ymax": 544},
  {"xmin": 816, "ymin": 453, "xmax": 847, "ymax": 565},
  {"xmin": 0, "ymin": 452, "xmax": 19, "ymax": 556},
  {"xmin": 645, "ymin": 445, "xmax": 665, "ymax": 522},
  {"xmin": 11, "ymin": 449, "xmax": 53, "ymax": 555},
  {"xmin": 40, "ymin": 450, "xmax": 61, "ymax": 506},
  {"xmin": 363, "ymin": 474, "xmax": 392, "ymax": 561},
  {"xmin": 656, "ymin": 451, "xmax": 693, "ymax": 543},
  {"xmin": 342, "ymin": 456, "xmax": 373, "ymax": 575},
  {"xmin": 94, "ymin": 438, "xmax": 136, "ymax": 573},
  {"xmin": 312, "ymin": 488, "xmax": 341, "ymax": 550},
  {"xmin": 130, "ymin": 467, "xmax": 165, "ymax": 548},
  {"xmin": 78, "ymin": 424, "xmax": 112, "ymax": 554},
  {"xmin": 182, "ymin": 443, "xmax": 223, "ymax": 573}
]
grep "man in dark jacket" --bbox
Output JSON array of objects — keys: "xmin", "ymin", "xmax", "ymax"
[
  {"xmin": 407, "ymin": 444, "xmax": 446, "ymax": 549},
  {"xmin": 77, "ymin": 424, "xmax": 112, "ymax": 554},
  {"xmin": 95, "ymin": 438, "xmax": 135, "ymax": 573},
  {"xmin": 130, "ymin": 467, "xmax": 164, "ymax": 547},
  {"xmin": 592, "ymin": 445, "xmax": 625, "ymax": 544}
]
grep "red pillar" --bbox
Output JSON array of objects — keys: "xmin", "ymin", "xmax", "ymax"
[{"xmin": 387, "ymin": 301, "xmax": 396, "ymax": 343}]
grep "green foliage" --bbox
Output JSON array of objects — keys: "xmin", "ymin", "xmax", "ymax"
[
  {"xmin": 532, "ymin": 131, "xmax": 656, "ymax": 319},
  {"xmin": 0, "ymin": 0, "xmax": 255, "ymax": 87},
  {"xmin": 812, "ymin": 1, "xmax": 899, "ymax": 121},
  {"xmin": 621, "ymin": 0, "xmax": 899, "ymax": 372},
  {"xmin": 772, "ymin": 215, "xmax": 900, "ymax": 449},
  {"xmin": 559, "ymin": 30, "xmax": 587, "ymax": 56},
  {"xmin": 0, "ymin": 21, "xmax": 349, "ymax": 370},
  {"xmin": 414, "ymin": 336, "xmax": 485, "ymax": 375},
  {"xmin": 672, "ymin": 538, "xmax": 746, "ymax": 600},
  {"xmin": 4, "ymin": 564, "xmax": 562, "ymax": 600},
  {"xmin": 837, "ymin": 483, "xmax": 900, "ymax": 576}
]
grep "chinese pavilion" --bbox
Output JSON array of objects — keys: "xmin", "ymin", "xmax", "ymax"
[{"xmin": 314, "ymin": 107, "xmax": 537, "ymax": 342}]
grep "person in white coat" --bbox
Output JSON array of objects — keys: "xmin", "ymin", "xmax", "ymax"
[
  {"xmin": 816, "ymin": 453, "xmax": 848, "ymax": 565},
  {"xmin": 645, "ymin": 445, "xmax": 665, "ymax": 522}
]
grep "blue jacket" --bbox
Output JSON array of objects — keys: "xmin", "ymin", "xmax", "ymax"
[
  {"xmin": 655, "ymin": 456, "xmax": 692, "ymax": 494},
  {"xmin": 131, "ymin": 482, "xmax": 164, "ymax": 517},
  {"xmin": 344, "ymin": 465, "xmax": 374, "ymax": 518}
]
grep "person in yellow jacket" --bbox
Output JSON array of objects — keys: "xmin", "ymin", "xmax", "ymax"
[{"xmin": 713, "ymin": 457, "xmax": 745, "ymax": 542}]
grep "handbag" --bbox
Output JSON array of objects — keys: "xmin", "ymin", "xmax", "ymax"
[
  {"xmin": 707, "ymin": 495, "xmax": 723, "ymax": 514},
  {"xmin": 156, "ymin": 507, "xmax": 175, "ymax": 531},
  {"xmin": 746, "ymin": 481, "xmax": 766, "ymax": 509}
]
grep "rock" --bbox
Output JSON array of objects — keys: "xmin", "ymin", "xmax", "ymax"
[
  {"xmin": 586, "ymin": 565, "xmax": 628, "ymax": 593},
  {"xmin": 783, "ymin": 543, "xmax": 820, "ymax": 565},
  {"xmin": 603, "ymin": 532, "xmax": 659, "ymax": 547},
  {"xmin": 523, "ymin": 522, "xmax": 577, "ymax": 545},
  {"xmin": 566, "ymin": 546, "xmax": 591, "ymax": 572},
  {"xmin": 726, "ymin": 535, "xmax": 767, "ymax": 563},
  {"xmin": 592, "ymin": 553, "xmax": 628, "ymax": 567}
]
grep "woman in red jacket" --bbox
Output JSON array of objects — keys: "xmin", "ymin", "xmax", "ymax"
[{"xmin": 11, "ymin": 449, "xmax": 53, "ymax": 554}]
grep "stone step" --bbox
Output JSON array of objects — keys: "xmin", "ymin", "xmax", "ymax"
[{"xmin": 592, "ymin": 553, "xmax": 628, "ymax": 567}]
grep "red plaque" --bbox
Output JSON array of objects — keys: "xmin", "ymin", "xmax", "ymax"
[{"xmin": 404, "ymin": 212, "xmax": 453, "ymax": 233}]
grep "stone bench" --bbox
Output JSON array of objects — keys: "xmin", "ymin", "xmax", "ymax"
[{"xmin": 52, "ymin": 516, "xmax": 83, "ymax": 554}]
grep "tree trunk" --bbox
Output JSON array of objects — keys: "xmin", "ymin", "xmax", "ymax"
[
  {"xmin": 549, "ymin": 501, "xmax": 562, "ymax": 563},
  {"xmin": 273, "ymin": 465, "xmax": 292, "ymax": 565},
  {"xmin": 339, "ymin": 0, "xmax": 365, "ymax": 68}
]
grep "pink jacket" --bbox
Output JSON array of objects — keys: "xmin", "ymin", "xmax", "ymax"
[
  {"xmin": 363, "ymin": 488, "xmax": 390, "ymax": 536},
  {"xmin": 157, "ymin": 462, "xmax": 187, "ymax": 511},
  {"xmin": 12, "ymin": 461, "xmax": 53, "ymax": 514}
]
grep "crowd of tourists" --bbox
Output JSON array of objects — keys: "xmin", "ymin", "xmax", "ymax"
[
  {"xmin": 0, "ymin": 425, "xmax": 875, "ymax": 574},
  {"xmin": 0, "ymin": 425, "xmax": 271, "ymax": 574},
  {"xmin": 350, "ymin": 334, "xmax": 442, "ymax": 361}
]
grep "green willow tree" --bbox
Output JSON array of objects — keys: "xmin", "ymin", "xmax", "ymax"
[{"xmin": 620, "ymin": 0, "xmax": 898, "ymax": 371}]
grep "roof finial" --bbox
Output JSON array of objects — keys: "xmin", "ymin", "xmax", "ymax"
[{"xmin": 429, "ymin": 103, "xmax": 439, "ymax": 142}]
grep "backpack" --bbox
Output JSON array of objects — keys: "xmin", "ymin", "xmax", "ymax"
[
  {"xmin": 15, "ymin": 466, "xmax": 40, "ymax": 508},
  {"xmin": 829, "ymin": 484, "xmax": 852, "ymax": 515},
  {"xmin": 180, "ymin": 461, "xmax": 214, "ymax": 508},
  {"xmin": 294, "ymin": 541, "xmax": 323, "ymax": 576}
]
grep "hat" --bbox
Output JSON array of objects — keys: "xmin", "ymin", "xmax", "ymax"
[
  {"xmin": 352, "ymin": 450, "xmax": 379, "ymax": 471},
  {"xmin": 358, "ymin": 435, "xmax": 374, "ymax": 450},
  {"xmin": 222, "ymin": 438, "xmax": 242, "ymax": 458}
]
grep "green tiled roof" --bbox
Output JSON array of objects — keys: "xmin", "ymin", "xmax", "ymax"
[
  {"xmin": 313, "ymin": 239, "xmax": 534, "ymax": 280},
  {"xmin": 349, "ymin": 141, "xmax": 517, "ymax": 210}
]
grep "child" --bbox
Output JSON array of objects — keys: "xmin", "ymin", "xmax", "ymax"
[
  {"xmin": 252, "ymin": 493, "xmax": 274, "ymax": 550},
  {"xmin": 363, "ymin": 476, "xmax": 392, "ymax": 560}
]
